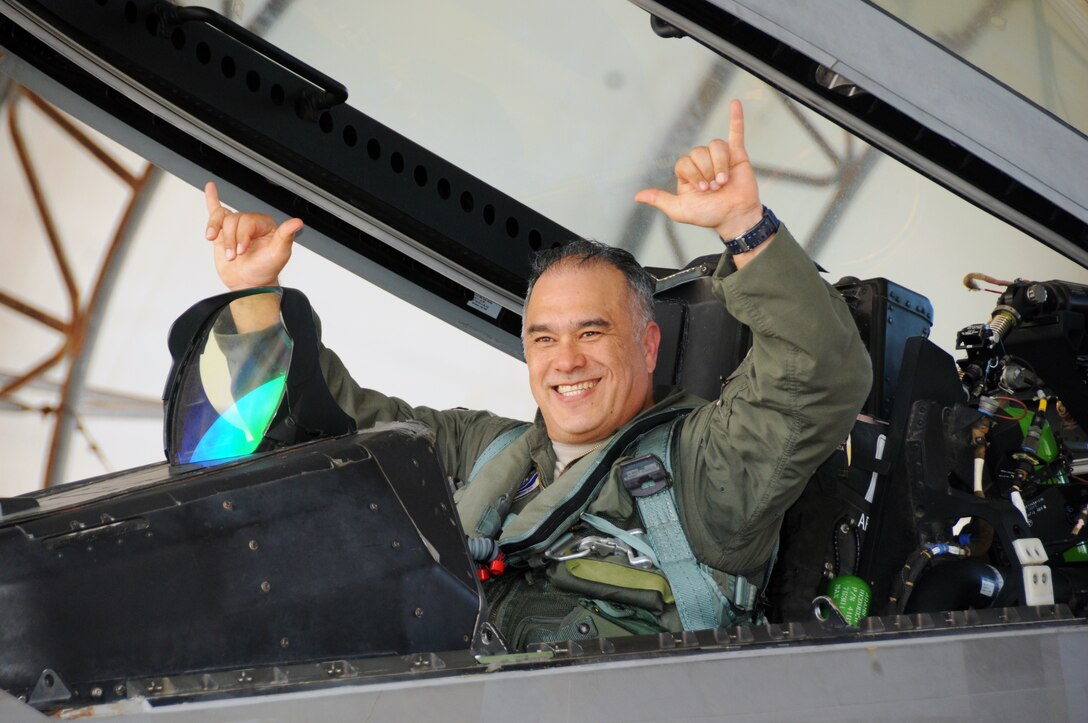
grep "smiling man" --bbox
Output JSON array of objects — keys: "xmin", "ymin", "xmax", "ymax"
[
  {"xmin": 524, "ymin": 252, "xmax": 659, "ymax": 446},
  {"xmin": 204, "ymin": 101, "xmax": 871, "ymax": 646}
]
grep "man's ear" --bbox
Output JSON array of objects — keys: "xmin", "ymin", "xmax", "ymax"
[{"xmin": 642, "ymin": 321, "xmax": 661, "ymax": 374}]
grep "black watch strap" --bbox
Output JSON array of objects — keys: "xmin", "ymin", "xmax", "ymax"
[{"xmin": 720, "ymin": 206, "xmax": 779, "ymax": 255}]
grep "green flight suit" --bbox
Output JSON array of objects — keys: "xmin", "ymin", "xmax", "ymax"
[{"xmin": 311, "ymin": 226, "xmax": 871, "ymax": 645}]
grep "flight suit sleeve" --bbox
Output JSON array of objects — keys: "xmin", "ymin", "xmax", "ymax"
[
  {"xmin": 674, "ymin": 225, "xmax": 872, "ymax": 577},
  {"xmin": 316, "ymin": 340, "xmax": 526, "ymax": 484},
  {"xmin": 213, "ymin": 307, "xmax": 525, "ymax": 483}
]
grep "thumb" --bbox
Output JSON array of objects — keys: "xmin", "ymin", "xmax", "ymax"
[
  {"xmin": 273, "ymin": 217, "xmax": 304, "ymax": 250},
  {"xmin": 634, "ymin": 188, "xmax": 682, "ymax": 217}
]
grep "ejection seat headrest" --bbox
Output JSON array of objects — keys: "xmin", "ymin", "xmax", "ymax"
[{"xmin": 649, "ymin": 254, "xmax": 751, "ymax": 402}]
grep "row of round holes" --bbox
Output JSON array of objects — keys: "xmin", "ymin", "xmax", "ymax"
[{"xmin": 109, "ymin": 0, "xmax": 548, "ymax": 250}]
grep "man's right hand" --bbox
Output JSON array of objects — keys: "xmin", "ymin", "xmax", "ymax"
[
  {"xmin": 634, "ymin": 100, "xmax": 770, "ymax": 269},
  {"xmin": 205, "ymin": 181, "xmax": 303, "ymax": 291}
]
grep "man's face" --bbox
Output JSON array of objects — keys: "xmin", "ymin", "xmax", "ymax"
[{"xmin": 523, "ymin": 261, "xmax": 660, "ymax": 444}]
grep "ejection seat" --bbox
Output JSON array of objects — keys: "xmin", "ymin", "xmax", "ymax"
[{"xmin": 649, "ymin": 255, "xmax": 932, "ymax": 625}]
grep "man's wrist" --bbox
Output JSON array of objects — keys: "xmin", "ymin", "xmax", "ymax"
[
  {"xmin": 718, "ymin": 206, "xmax": 779, "ymax": 256},
  {"xmin": 226, "ymin": 278, "xmax": 280, "ymax": 292}
]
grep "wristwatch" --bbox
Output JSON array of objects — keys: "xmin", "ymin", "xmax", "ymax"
[{"xmin": 720, "ymin": 206, "xmax": 779, "ymax": 256}]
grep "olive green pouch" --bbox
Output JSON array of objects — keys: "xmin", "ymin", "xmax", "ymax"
[{"xmin": 546, "ymin": 557, "xmax": 673, "ymax": 614}]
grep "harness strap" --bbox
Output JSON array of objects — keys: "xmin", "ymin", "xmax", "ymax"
[
  {"xmin": 467, "ymin": 423, "xmax": 532, "ymax": 484},
  {"xmin": 499, "ymin": 406, "xmax": 695, "ymax": 560},
  {"xmin": 627, "ymin": 418, "xmax": 761, "ymax": 629}
]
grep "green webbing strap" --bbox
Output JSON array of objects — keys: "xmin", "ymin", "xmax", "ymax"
[
  {"xmin": 627, "ymin": 418, "xmax": 725, "ymax": 630},
  {"xmin": 732, "ymin": 575, "xmax": 753, "ymax": 611},
  {"xmin": 627, "ymin": 418, "xmax": 764, "ymax": 629},
  {"xmin": 467, "ymin": 423, "xmax": 532, "ymax": 484}
]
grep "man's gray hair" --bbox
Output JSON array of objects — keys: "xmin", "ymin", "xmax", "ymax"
[{"xmin": 523, "ymin": 239, "xmax": 657, "ymax": 337}]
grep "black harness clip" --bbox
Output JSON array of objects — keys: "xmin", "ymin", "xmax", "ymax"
[{"xmin": 620, "ymin": 454, "xmax": 671, "ymax": 498}]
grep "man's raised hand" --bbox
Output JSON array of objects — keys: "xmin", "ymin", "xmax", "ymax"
[
  {"xmin": 635, "ymin": 99, "xmax": 764, "ymax": 243},
  {"xmin": 205, "ymin": 181, "xmax": 303, "ymax": 291}
]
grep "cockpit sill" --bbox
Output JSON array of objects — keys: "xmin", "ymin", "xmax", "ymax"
[{"xmin": 30, "ymin": 604, "xmax": 1084, "ymax": 713}]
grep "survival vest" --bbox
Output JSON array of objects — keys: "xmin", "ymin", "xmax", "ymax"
[{"xmin": 459, "ymin": 405, "xmax": 767, "ymax": 631}]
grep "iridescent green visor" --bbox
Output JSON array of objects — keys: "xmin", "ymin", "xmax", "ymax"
[{"xmin": 163, "ymin": 288, "xmax": 355, "ymax": 466}]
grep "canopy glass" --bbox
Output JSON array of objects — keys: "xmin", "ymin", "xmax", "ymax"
[
  {"xmin": 210, "ymin": 0, "xmax": 1084, "ymax": 349},
  {"xmin": 870, "ymin": 0, "xmax": 1088, "ymax": 136}
]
